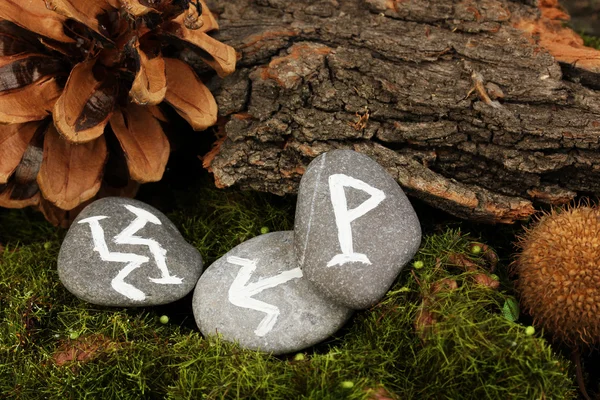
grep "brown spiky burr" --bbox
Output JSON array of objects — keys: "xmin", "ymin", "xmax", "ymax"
[{"xmin": 513, "ymin": 204, "xmax": 600, "ymax": 348}]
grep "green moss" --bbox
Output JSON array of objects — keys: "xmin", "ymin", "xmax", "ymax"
[
  {"xmin": 0, "ymin": 185, "xmax": 576, "ymax": 399},
  {"xmin": 579, "ymin": 32, "xmax": 600, "ymax": 49},
  {"xmin": 167, "ymin": 183, "xmax": 295, "ymax": 266},
  {"xmin": 0, "ymin": 208, "xmax": 61, "ymax": 245}
]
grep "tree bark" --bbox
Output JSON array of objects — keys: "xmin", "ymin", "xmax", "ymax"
[{"xmin": 202, "ymin": 0, "xmax": 600, "ymax": 223}]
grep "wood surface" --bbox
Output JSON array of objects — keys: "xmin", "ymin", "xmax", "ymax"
[{"xmin": 204, "ymin": 0, "xmax": 600, "ymax": 223}]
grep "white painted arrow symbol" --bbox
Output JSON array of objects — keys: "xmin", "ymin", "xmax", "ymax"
[
  {"xmin": 79, "ymin": 205, "xmax": 182, "ymax": 301},
  {"xmin": 227, "ymin": 256, "xmax": 303, "ymax": 337}
]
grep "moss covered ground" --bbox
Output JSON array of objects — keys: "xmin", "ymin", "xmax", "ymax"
[
  {"xmin": 581, "ymin": 32, "xmax": 600, "ymax": 49},
  {"xmin": 0, "ymin": 172, "xmax": 577, "ymax": 399}
]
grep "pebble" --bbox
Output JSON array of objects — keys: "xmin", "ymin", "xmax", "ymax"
[
  {"xmin": 193, "ymin": 231, "xmax": 352, "ymax": 354},
  {"xmin": 294, "ymin": 149, "xmax": 421, "ymax": 309},
  {"xmin": 58, "ymin": 197, "xmax": 203, "ymax": 307}
]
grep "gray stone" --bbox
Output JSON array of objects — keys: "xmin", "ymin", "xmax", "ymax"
[
  {"xmin": 58, "ymin": 197, "xmax": 203, "ymax": 307},
  {"xmin": 294, "ymin": 149, "xmax": 421, "ymax": 309},
  {"xmin": 193, "ymin": 231, "xmax": 352, "ymax": 354}
]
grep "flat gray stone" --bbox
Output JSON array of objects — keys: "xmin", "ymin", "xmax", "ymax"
[
  {"xmin": 58, "ymin": 197, "xmax": 203, "ymax": 307},
  {"xmin": 193, "ymin": 231, "xmax": 352, "ymax": 354},
  {"xmin": 294, "ymin": 149, "xmax": 421, "ymax": 309}
]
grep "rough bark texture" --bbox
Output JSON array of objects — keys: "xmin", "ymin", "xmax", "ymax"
[{"xmin": 203, "ymin": 0, "xmax": 600, "ymax": 223}]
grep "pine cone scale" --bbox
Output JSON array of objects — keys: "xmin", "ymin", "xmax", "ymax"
[
  {"xmin": 52, "ymin": 59, "xmax": 116, "ymax": 143},
  {"xmin": 163, "ymin": 57, "xmax": 216, "ymax": 130},
  {"xmin": 166, "ymin": 14, "xmax": 235, "ymax": 77},
  {"xmin": 0, "ymin": 22, "xmax": 47, "ymax": 58},
  {"xmin": 129, "ymin": 38, "xmax": 167, "ymax": 105},
  {"xmin": 0, "ymin": 122, "xmax": 45, "ymax": 208},
  {"xmin": 44, "ymin": 0, "xmax": 117, "ymax": 39},
  {"xmin": 0, "ymin": 0, "xmax": 74, "ymax": 43},
  {"xmin": 0, "ymin": 122, "xmax": 40, "ymax": 183},
  {"xmin": 0, "ymin": 0, "xmax": 237, "ymax": 224},
  {"xmin": 0, "ymin": 55, "xmax": 65, "ymax": 92},
  {"xmin": 37, "ymin": 125, "xmax": 107, "ymax": 210},
  {"xmin": 120, "ymin": 0, "xmax": 155, "ymax": 16},
  {"xmin": 0, "ymin": 77, "xmax": 62, "ymax": 124},
  {"xmin": 110, "ymin": 103, "xmax": 169, "ymax": 182}
]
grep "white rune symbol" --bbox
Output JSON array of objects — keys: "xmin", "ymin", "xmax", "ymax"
[
  {"xmin": 227, "ymin": 256, "xmax": 303, "ymax": 337},
  {"xmin": 327, "ymin": 173, "xmax": 386, "ymax": 267},
  {"xmin": 79, "ymin": 205, "xmax": 182, "ymax": 301}
]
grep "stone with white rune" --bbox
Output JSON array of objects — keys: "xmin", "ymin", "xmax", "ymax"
[
  {"xmin": 192, "ymin": 231, "xmax": 352, "ymax": 354},
  {"xmin": 294, "ymin": 149, "xmax": 422, "ymax": 309},
  {"xmin": 58, "ymin": 197, "xmax": 203, "ymax": 307}
]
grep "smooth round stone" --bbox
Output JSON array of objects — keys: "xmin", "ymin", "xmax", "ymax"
[
  {"xmin": 58, "ymin": 197, "xmax": 203, "ymax": 307},
  {"xmin": 193, "ymin": 231, "xmax": 352, "ymax": 355},
  {"xmin": 294, "ymin": 149, "xmax": 421, "ymax": 309}
]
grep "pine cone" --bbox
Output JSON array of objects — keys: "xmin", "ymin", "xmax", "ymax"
[{"xmin": 0, "ymin": 0, "xmax": 236, "ymax": 225}]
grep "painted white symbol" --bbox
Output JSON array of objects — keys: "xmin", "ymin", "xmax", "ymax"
[
  {"xmin": 79, "ymin": 205, "xmax": 182, "ymax": 301},
  {"xmin": 227, "ymin": 256, "xmax": 302, "ymax": 337},
  {"xmin": 327, "ymin": 173, "xmax": 386, "ymax": 267}
]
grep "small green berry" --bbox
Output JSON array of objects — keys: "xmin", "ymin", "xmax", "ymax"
[
  {"xmin": 159, "ymin": 315, "xmax": 169, "ymax": 324},
  {"xmin": 413, "ymin": 260, "xmax": 424, "ymax": 269},
  {"xmin": 294, "ymin": 353, "xmax": 305, "ymax": 361},
  {"xmin": 69, "ymin": 331, "xmax": 79, "ymax": 340},
  {"xmin": 525, "ymin": 326, "xmax": 535, "ymax": 336},
  {"xmin": 471, "ymin": 245, "xmax": 482, "ymax": 255},
  {"xmin": 44, "ymin": 242, "xmax": 52, "ymax": 250},
  {"xmin": 260, "ymin": 227, "xmax": 270, "ymax": 234},
  {"xmin": 340, "ymin": 381, "xmax": 354, "ymax": 389}
]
